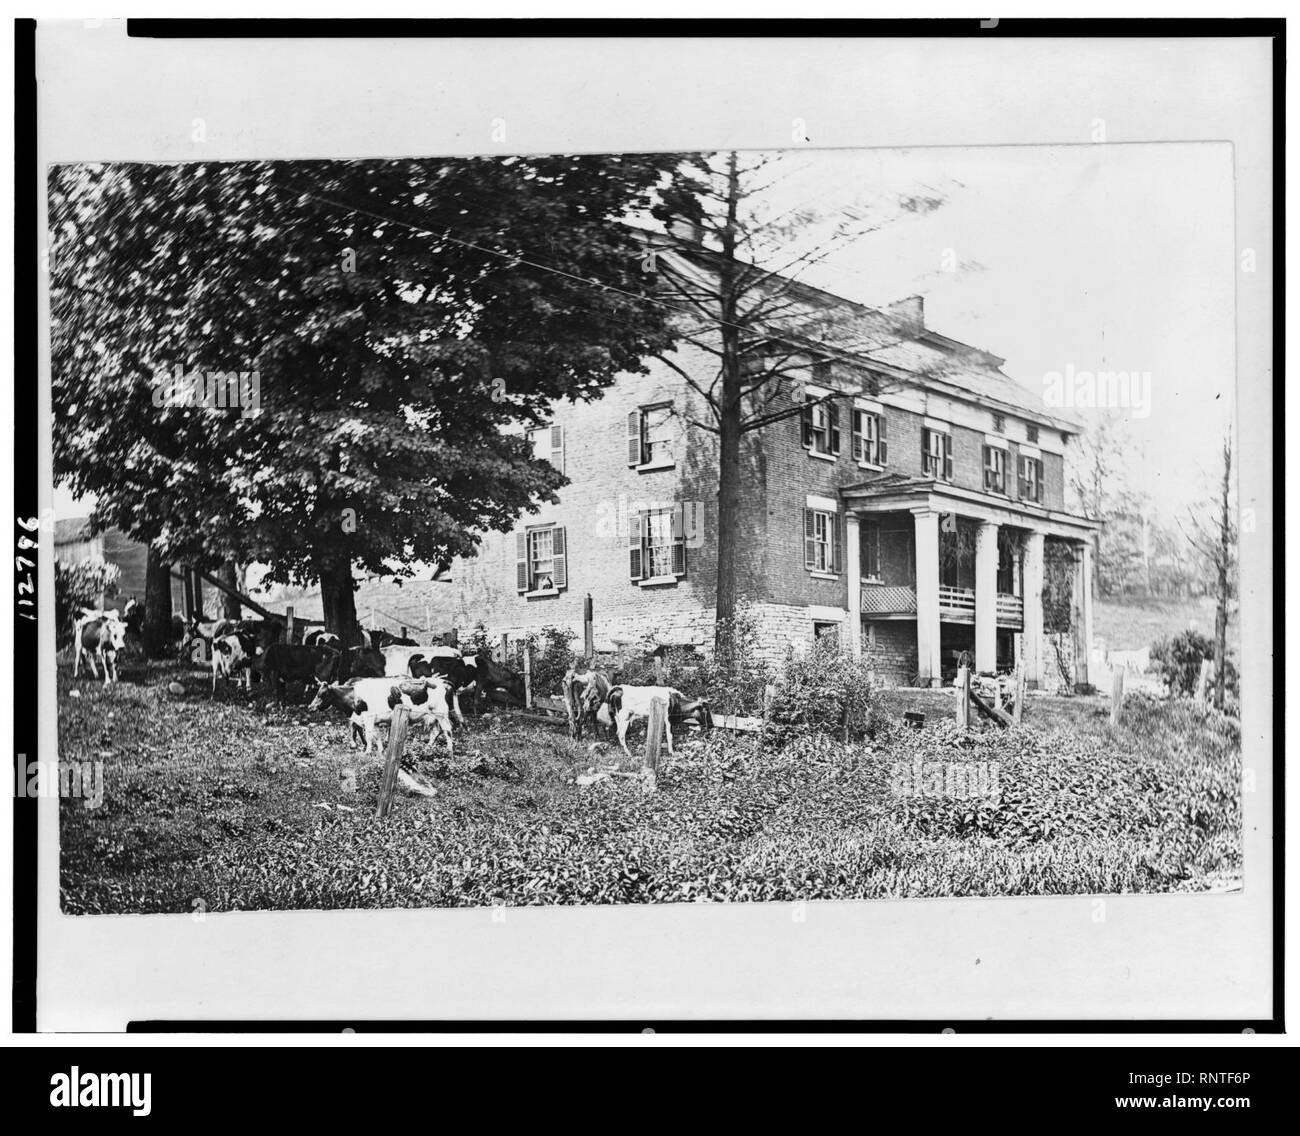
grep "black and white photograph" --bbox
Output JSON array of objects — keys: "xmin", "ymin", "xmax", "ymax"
[{"xmin": 17, "ymin": 18, "xmax": 1280, "ymax": 1038}]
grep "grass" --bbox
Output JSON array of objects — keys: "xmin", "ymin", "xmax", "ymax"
[
  {"xmin": 58, "ymin": 659, "xmax": 1242, "ymax": 913},
  {"xmin": 1093, "ymin": 594, "xmax": 1234, "ymax": 651}
]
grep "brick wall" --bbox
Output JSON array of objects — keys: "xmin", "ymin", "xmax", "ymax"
[{"xmin": 863, "ymin": 619, "xmax": 917, "ymax": 686}]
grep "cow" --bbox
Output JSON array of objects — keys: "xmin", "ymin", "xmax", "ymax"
[
  {"xmin": 72, "ymin": 614, "xmax": 128, "ymax": 685},
  {"xmin": 369, "ymin": 629, "xmax": 418, "ymax": 650},
  {"xmin": 256, "ymin": 643, "xmax": 339, "ymax": 703},
  {"xmin": 210, "ymin": 632, "xmax": 257, "ymax": 694},
  {"xmin": 563, "ymin": 667, "xmax": 612, "ymax": 739},
  {"xmin": 599, "ymin": 684, "xmax": 712, "ymax": 760},
  {"xmin": 309, "ymin": 676, "xmax": 455, "ymax": 758},
  {"xmin": 314, "ymin": 645, "xmax": 386, "ymax": 684},
  {"xmin": 304, "ymin": 629, "xmax": 342, "ymax": 651},
  {"xmin": 467, "ymin": 651, "xmax": 526, "ymax": 709}
]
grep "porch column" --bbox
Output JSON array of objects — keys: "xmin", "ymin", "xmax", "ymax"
[
  {"xmin": 1022, "ymin": 531, "xmax": 1045, "ymax": 687},
  {"xmin": 1079, "ymin": 541, "xmax": 1094, "ymax": 685},
  {"xmin": 845, "ymin": 513, "xmax": 862, "ymax": 658},
  {"xmin": 974, "ymin": 521, "xmax": 1000, "ymax": 673},
  {"xmin": 912, "ymin": 508, "xmax": 942, "ymax": 687}
]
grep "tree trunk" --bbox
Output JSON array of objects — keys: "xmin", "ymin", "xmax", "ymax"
[
  {"xmin": 218, "ymin": 560, "xmax": 242, "ymax": 621},
  {"xmin": 318, "ymin": 555, "xmax": 360, "ymax": 647},
  {"xmin": 1214, "ymin": 438, "xmax": 1232, "ymax": 711},
  {"xmin": 713, "ymin": 152, "xmax": 743, "ymax": 663},
  {"xmin": 143, "ymin": 544, "xmax": 174, "ymax": 659}
]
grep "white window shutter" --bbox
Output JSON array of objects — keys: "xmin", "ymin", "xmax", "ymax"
[{"xmin": 550, "ymin": 425, "xmax": 565, "ymax": 474}]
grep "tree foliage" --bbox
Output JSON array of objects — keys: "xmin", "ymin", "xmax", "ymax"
[{"xmin": 50, "ymin": 155, "xmax": 687, "ymax": 637}]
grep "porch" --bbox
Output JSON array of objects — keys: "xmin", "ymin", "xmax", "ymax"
[{"xmin": 842, "ymin": 480, "xmax": 1100, "ymax": 689}]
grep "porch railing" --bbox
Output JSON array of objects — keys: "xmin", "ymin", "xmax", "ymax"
[
  {"xmin": 860, "ymin": 582, "xmax": 1025, "ymax": 627},
  {"xmin": 860, "ymin": 582, "xmax": 917, "ymax": 614}
]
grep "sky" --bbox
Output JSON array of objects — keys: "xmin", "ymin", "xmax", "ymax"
[
  {"xmin": 736, "ymin": 143, "xmax": 1237, "ymax": 520},
  {"xmin": 55, "ymin": 143, "xmax": 1237, "ymax": 526}
]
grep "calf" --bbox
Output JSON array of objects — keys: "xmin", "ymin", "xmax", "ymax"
[
  {"xmin": 601, "ymin": 685, "xmax": 709, "ymax": 760},
  {"xmin": 73, "ymin": 614, "xmax": 127, "ymax": 685},
  {"xmin": 469, "ymin": 651, "xmax": 526, "ymax": 709},
  {"xmin": 211, "ymin": 632, "xmax": 256, "ymax": 694}
]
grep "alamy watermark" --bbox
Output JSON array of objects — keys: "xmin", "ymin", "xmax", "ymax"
[
  {"xmin": 17, "ymin": 758, "xmax": 104, "ymax": 809},
  {"xmin": 891, "ymin": 760, "xmax": 1001, "ymax": 800},
  {"xmin": 150, "ymin": 364, "xmax": 261, "ymax": 418},
  {"xmin": 1042, "ymin": 364, "xmax": 1151, "ymax": 419}
]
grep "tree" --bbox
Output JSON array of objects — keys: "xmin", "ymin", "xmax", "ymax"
[
  {"xmin": 652, "ymin": 152, "xmax": 951, "ymax": 656},
  {"xmin": 51, "ymin": 156, "xmax": 685, "ymax": 645},
  {"xmin": 1178, "ymin": 432, "xmax": 1236, "ymax": 711}
]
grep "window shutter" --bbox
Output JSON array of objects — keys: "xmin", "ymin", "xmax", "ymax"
[
  {"xmin": 982, "ymin": 447, "xmax": 992, "ymax": 490},
  {"xmin": 1035, "ymin": 459, "xmax": 1044, "ymax": 502},
  {"xmin": 878, "ymin": 415, "xmax": 888, "ymax": 464},
  {"xmin": 515, "ymin": 532, "xmax": 529, "ymax": 592},
  {"xmin": 628, "ymin": 510, "xmax": 643, "ymax": 581},
  {"xmin": 943, "ymin": 434, "xmax": 954, "ymax": 481},
  {"xmin": 921, "ymin": 428, "xmax": 931, "ymax": 473},
  {"xmin": 804, "ymin": 508, "xmax": 817, "ymax": 569},
  {"xmin": 671, "ymin": 506, "xmax": 686, "ymax": 576},
  {"xmin": 832, "ymin": 514, "xmax": 843, "ymax": 574},
  {"xmin": 801, "ymin": 397, "xmax": 814, "ymax": 447},
  {"xmin": 626, "ymin": 410, "xmax": 643, "ymax": 467},
  {"xmin": 828, "ymin": 399, "xmax": 841, "ymax": 454},
  {"xmin": 550, "ymin": 425, "xmax": 565, "ymax": 474},
  {"xmin": 852, "ymin": 410, "xmax": 864, "ymax": 461},
  {"xmin": 550, "ymin": 526, "xmax": 567, "ymax": 590}
]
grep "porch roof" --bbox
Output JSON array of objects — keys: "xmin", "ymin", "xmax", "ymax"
[{"xmin": 839, "ymin": 472, "xmax": 1101, "ymax": 541}]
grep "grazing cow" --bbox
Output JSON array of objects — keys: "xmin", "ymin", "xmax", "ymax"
[
  {"xmin": 309, "ymin": 676, "xmax": 455, "ymax": 757},
  {"xmin": 468, "ymin": 651, "xmax": 526, "ymax": 708},
  {"xmin": 210, "ymin": 632, "xmax": 256, "ymax": 694},
  {"xmin": 256, "ymin": 643, "xmax": 338, "ymax": 702},
  {"xmin": 600, "ymin": 685, "xmax": 711, "ymax": 759},
  {"xmin": 73, "ymin": 614, "xmax": 128, "ymax": 685}
]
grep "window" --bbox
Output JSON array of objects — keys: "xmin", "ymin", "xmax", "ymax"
[
  {"xmin": 628, "ymin": 506, "xmax": 686, "ymax": 583},
  {"xmin": 992, "ymin": 412, "xmax": 1005, "ymax": 433},
  {"xmin": 852, "ymin": 409, "xmax": 887, "ymax": 466},
  {"xmin": 813, "ymin": 621, "xmax": 840, "ymax": 645},
  {"xmin": 516, "ymin": 525, "xmax": 567, "ymax": 594},
  {"xmin": 530, "ymin": 424, "xmax": 564, "ymax": 473},
  {"xmin": 626, "ymin": 404, "xmax": 675, "ymax": 468},
  {"xmin": 801, "ymin": 394, "xmax": 841, "ymax": 458},
  {"xmin": 922, "ymin": 427, "xmax": 954, "ymax": 481},
  {"xmin": 1018, "ymin": 455, "xmax": 1043, "ymax": 503},
  {"xmin": 1026, "ymin": 423, "xmax": 1040, "ymax": 444},
  {"xmin": 803, "ymin": 508, "xmax": 842, "ymax": 574},
  {"xmin": 982, "ymin": 445, "xmax": 1007, "ymax": 493},
  {"xmin": 861, "ymin": 518, "xmax": 882, "ymax": 580}
]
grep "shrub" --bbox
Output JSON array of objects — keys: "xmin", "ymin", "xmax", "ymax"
[
  {"xmin": 55, "ymin": 559, "xmax": 120, "ymax": 647},
  {"xmin": 1150, "ymin": 629, "xmax": 1237, "ymax": 700},
  {"xmin": 762, "ymin": 637, "xmax": 881, "ymax": 748},
  {"xmin": 518, "ymin": 625, "xmax": 579, "ymax": 698}
]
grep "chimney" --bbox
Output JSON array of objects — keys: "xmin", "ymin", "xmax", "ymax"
[{"xmin": 886, "ymin": 295, "xmax": 925, "ymax": 334}]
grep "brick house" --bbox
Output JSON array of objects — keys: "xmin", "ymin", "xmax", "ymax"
[{"xmin": 425, "ymin": 244, "xmax": 1100, "ymax": 690}]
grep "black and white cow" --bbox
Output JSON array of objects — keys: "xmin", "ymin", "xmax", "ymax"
[
  {"xmin": 73, "ymin": 613, "xmax": 128, "ymax": 685},
  {"xmin": 309, "ymin": 676, "xmax": 455, "ymax": 757},
  {"xmin": 599, "ymin": 684, "xmax": 712, "ymax": 759}
]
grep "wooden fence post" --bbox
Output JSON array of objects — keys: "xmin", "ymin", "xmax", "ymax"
[
  {"xmin": 400, "ymin": 626, "xmax": 406, "ymax": 640},
  {"xmin": 498, "ymin": 634, "xmax": 509, "ymax": 666},
  {"xmin": 522, "ymin": 645, "xmax": 533, "ymax": 709},
  {"xmin": 653, "ymin": 655, "xmax": 665, "ymax": 684},
  {"xmin": 1195, "ymin": 658, "xmax": 1212, "ymax": 704},
  {"xmin": 1013, "ymin": 665, "xmax": 1026, "ymax": 725},
  {"xmin": 448, "ymin": 627, "xmax": 458, "ymax": 649},
  {"xmin": 584, "ymin": 594, "xmax": 594, "ymax": 661},
  {"xmin": 1111, "ymin": 666, "xmax": 1126, "ymax": 725},
  {"xmin": 955, "ymin": 665, "xmax": 971, "ymax": 729},
  {"xmin": 376, "ymin": 704, "xmax": 411, "ymax": 818},
  {"xmin": 285, "ymin": 606, "xmax": 296, "ymax": 645},
  {"xmin": 643, "ymin": 696, "xmax": 667, "ymax": 793}
]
